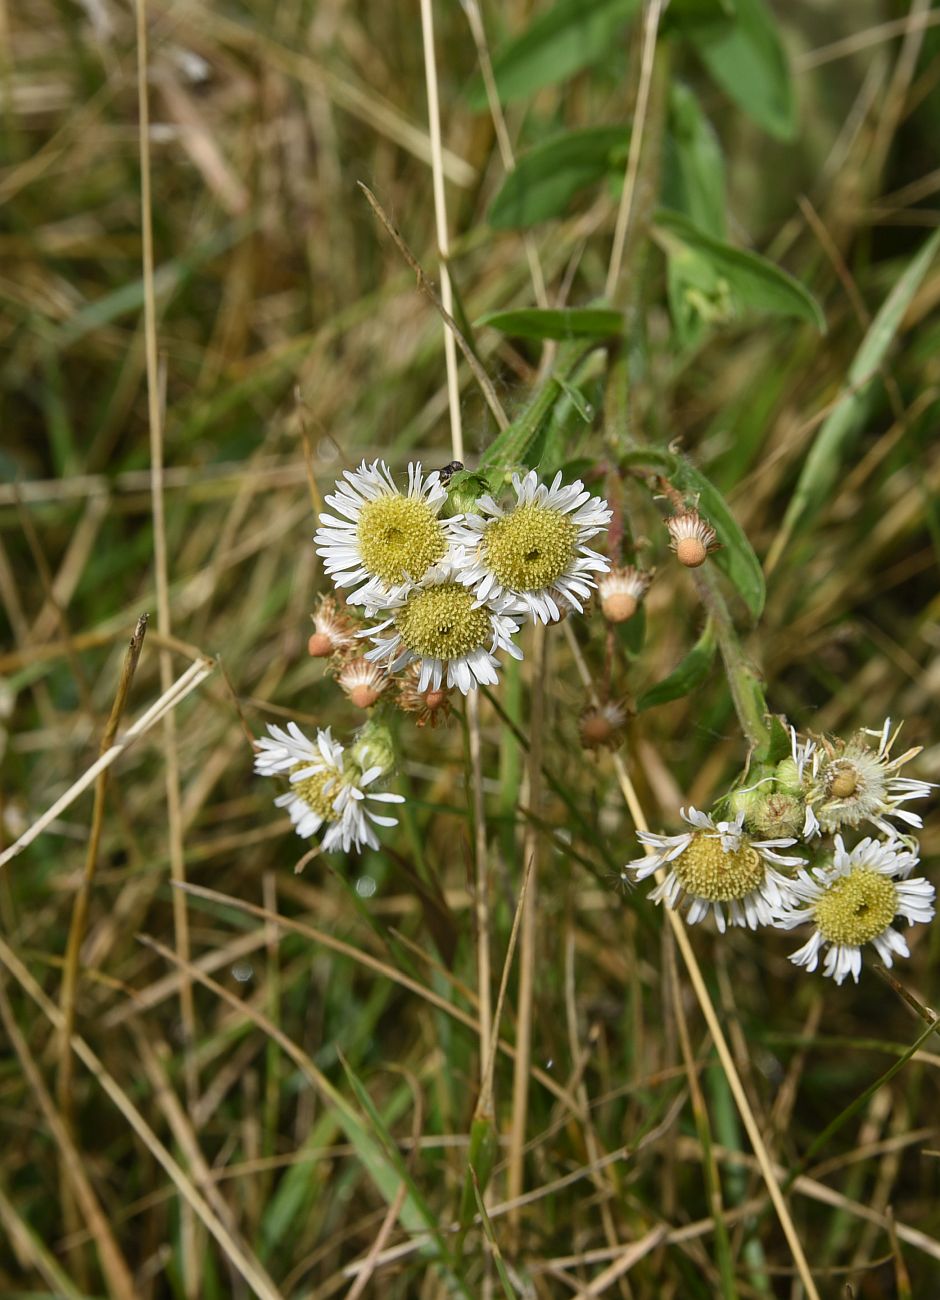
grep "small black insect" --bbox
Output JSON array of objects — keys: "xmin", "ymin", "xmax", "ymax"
[{"xmin": 438, "ymin": 460, "xmax": 464, "ymax": 483}]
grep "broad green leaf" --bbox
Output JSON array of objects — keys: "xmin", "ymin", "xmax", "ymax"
[
  {"xmin": 662, "ymin": 82, "xmax": 726, "ymax": 238},
  {"xmin": 654, "ymin": 209, "xmax": 825, "ymax": 332},
  {"xmin": 476, "ymin": 307, "xmax": 624, "ymax": 341},
  {"xmin": 637, "ymin": 620, "xmax": 716, "ymax": 710},
  {"xmin": 687, "ymin": 0, "xmax": 796, "ymax": 141},
  {"xmin": 623, "ymin": 446, "xmax": 765, "ymax": 618},
  {"xmin": 488, "ymin": 125, "xmax": 627, "ymax": 229},
  {"xmin": 467, "ymin": 0, "xmax": 641, "ymax": 109},
  {"xmin": 771, "ymin": 227, "xmax": 940, "ymax": 564}
]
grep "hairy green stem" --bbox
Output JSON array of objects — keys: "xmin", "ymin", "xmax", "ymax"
[{"xmin": 692, "ymin": 566, "xmax": 771, "ymax": 754}]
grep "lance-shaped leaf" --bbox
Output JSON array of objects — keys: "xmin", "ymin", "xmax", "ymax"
[
  {"xmin": 476, "ymin": 307, "xmax": 624, "ymax": 341},
  {"xmin": 662, "ymin": 81, "xmax": 727, "ymax": 238},
  {"xmin": 488, "ymin": 125, "xmax": 628, "ymax": 229},
  {"xmin": 687, "ymin": 0, "xmax": 796, "ymax": 141},
  {"xmin": 654, "ymin": 209, "xmax": 825, "ymax": 332},
  {"xmin": 638, "ymin": 620, "xmax": 716, "ymax": 710},
  {"xmin": 771, "ymin": 227, "xmax": 940, "ymax": 565},
  {"xmin": 466, "ymin": 0, "xmax": 640, "ymax": 109}
]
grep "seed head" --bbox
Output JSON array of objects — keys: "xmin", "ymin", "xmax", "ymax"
[
  {"xmin": 579, "ymin": 700, "xmax": 629, "ymax": 751},
  {"xmin": 598, "ymin": 565, "xmax": 652, "ymax": 624},
  {"xmin": 666, "ymin": 511, "xmax": 719, "ymax": 568},
  {"xmin": 337, "ymin": 658, "xmax": 389, "ymax": 710},
  {"xmin": 308, "ymin": 595, "xmax": 357, "ymax": 657}
]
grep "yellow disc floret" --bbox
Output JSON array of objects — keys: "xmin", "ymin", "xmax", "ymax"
[
  {"xmin": 395, "ymin": 584, "xmax": 492, "ymax": 661},
  {"xmin": 291, "ymin": 763, "xmax": 341, "ymax": 820},
  {"xmin": 672, "ymin": 833, "xmax": 766, "ymax": 903},
  {"xmin": 814, "ymin": 868, "xmax": 897, "ymax": 946},
  {"xmin": 357, "ymin": 496, "xmax": 447, "ymax": 586},
  {"xmin": 483, "ymin": 503, "xmax": 578, "ymax": 591}
]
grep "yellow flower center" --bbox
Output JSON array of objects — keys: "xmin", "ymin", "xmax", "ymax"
[
  {"xmin": 290, "ymin": 763, "xmax": 341, "ymax": 820},
  {"xmin": 483, "ymin": 503, "xmax": 578, "ymax": 592},
  {"xmin": 814, "ymin": 868, "xmax": 897, "ymax": 946},
  {"xmin": 394, "ymin": 584, "xmax": 492, "ymax": 661},
  {"xmin": 672, "ymin": 832, "xmax": 766, "ymax": 903},
  {"xmin": 357, "ymin": 495, "xmax": 447, "ymax": 586}
]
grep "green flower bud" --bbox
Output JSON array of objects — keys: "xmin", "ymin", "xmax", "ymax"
[{"xmin": 775, "ymin": 758, "xmax": 802, "ymax": 794}]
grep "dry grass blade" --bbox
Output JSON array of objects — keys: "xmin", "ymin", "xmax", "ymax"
[
  {"xmin": 57, "ymin": 614, "xmax": 148, "ymax": 1112},
  {"xmin": 0, "ymin": 659, "xmax": 214, "ymax": 869},
  {"xmin": 0, "ymin": 935, "xmax": 288, "ymax": 1300},
  {"xmin": 0, "ymin": 981, "xmax": 137, "ymax": 1300}
]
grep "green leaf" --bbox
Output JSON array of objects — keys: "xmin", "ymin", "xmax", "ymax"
[
  {"xmin": 488, "ymin": 125, "xmax": 627, "ymax": 229},
  {"xmin": 618, "ymin": 603, "xmax": 646, "ymax": 656},
  {"xmin": 337, "ymin": 1054, "xmax": 473, "ymax": 1296},
  {"xmin": 772, "ymin": 227, "xmax": 940, "ymax": 562},
  {"xmin": 687, "ymin": 0, "xmax": 796, "ymax": 141},
  {"xmin": 654, "ymin": 209, "xmax": 825, "ymax": 333},
  {"xmin": 637, "ymin": 620, "xmax": 716, "ymax": 710},
  {"xmin": 467, "ymin": 0, "xmax": 641, "ymax": 109},
  {"xmin": 479, "ymin": 340, "xmax": 598, "ymax": 480},
  {"xmin": 476, "ymin": 307, "xmax": 624, "ymax": 341},
  {"xmin": 667, "ymin": 0, "xmax": 736, "ymax": 21},
  {"xmin": 556, "ymin": 376, "xmax": 596, "ymax": 422},
  {"xmin": 755, "ymin": 715, "xmax": 792, "ymax": 767},
  {"xmin": 662, "ymin": 82, "xmax": 726, "ymax": 238}
]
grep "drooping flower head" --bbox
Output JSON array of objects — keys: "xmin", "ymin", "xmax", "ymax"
[
  {"xmin": 362, "ymin": 562, "xmax": 523, "ymax": 694},
  {"xmin": 314, "ymin": 460, "xmax": 451, "ymax": 610},
  {"xmin": 665, "ymin": 510, "xmax": 719, "ymax": 568},
  {"xmin": 579, "ymin": 699, "xmax": 629, "ymax": 751},
  {"xmin": 796, "ymin": 719, "xmax": 934, "ymax": 839},
  {"xmin": 336, "ymin": 658, "xmax": 389, "ymax": 710},
  {"xmin": 451, "ymin": 470, "xmax": 611, "ymax": 624},
  {"xmin": 307, "ymin": 594, "xmax": 358, "ymax": 658},
  {"xmin": 776, "ymin": 835, "xmax": 933, "ymax": 985},
  {"xmin": 396, "ymin": 661, "xmax": 454, "ymax": 728},
  {"xmin": 623, "ymin": 806, "xmax": 805, "ymax": 932},
  {"xmin": 254, "ymin": 721, "xmax": 403, "ymax": 853},
  {"xmin": 598, "ymin": 564, "xmax": 653, "ymax": 623}
]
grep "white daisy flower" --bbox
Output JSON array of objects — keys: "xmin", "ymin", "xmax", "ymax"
[
  {"xmin": 362, "ymin": 561, "xmax": 523, "ymax": 694},
  {"xmin": 314, "ymin": 460, "xmax": 452, "ymax": 610},
  {"xmin": 622, "ymin": 806, "xmax": 805, "ymax": 933},
  {"xmin": 796, "ymin": 718, "xmax": 934, "ymax": 839},
  {"xmin": 254, "ymin": 722, "xmax": 403, "ymax": 853},
  {"xmin": 776, "ymin": 835, "xmax": 934, "ymax": 985},
  {"xmin": 450, "ymin": 469, "xmax": 611, "ymax": 624}
]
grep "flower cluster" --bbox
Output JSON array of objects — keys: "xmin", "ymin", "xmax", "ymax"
[
  {"xmin": 314, "ymin": 460, "xmax": 611, "ymax": 691},
  {"xmin": 623, "ymin": 717, "xmax": 935, "ymax": 985},
  {"xmin": 255, "ymin": 458, "xmax": 611, "ymax": 855}
]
